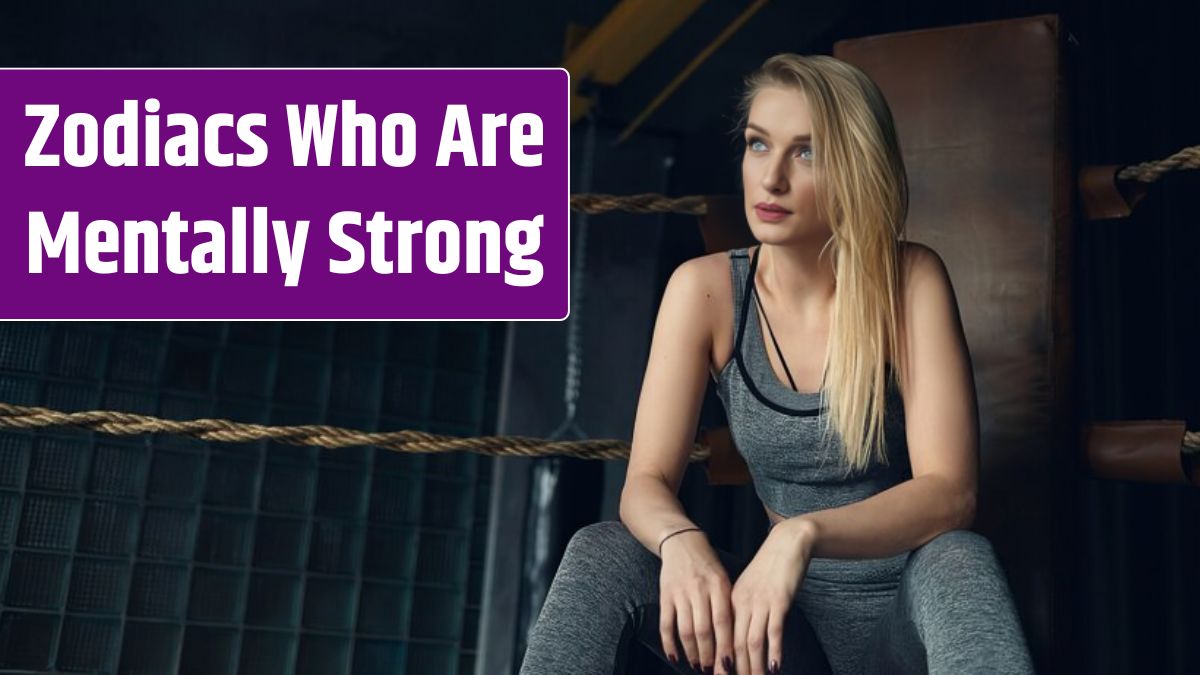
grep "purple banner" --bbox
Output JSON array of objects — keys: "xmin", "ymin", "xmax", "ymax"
[{"xmin": 1, "ymin": 69, "xmax": 569, "ymax": 320}]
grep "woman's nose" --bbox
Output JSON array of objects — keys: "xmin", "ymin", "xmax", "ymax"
[{"xmin": 760, "ymin": 157, "xmax": 788, "ymax": 193}]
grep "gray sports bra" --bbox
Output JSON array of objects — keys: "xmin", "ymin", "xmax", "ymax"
[{"xmin": 713, "ymin": 246, "xmax": 912, "ymax": 583}]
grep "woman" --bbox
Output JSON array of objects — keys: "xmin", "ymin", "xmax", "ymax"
[{"xmin": 520, "ymin": 54, "xmax": 1033, "ymax": 675}]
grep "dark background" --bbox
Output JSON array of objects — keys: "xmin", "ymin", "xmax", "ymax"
[{"xmin": 2, "ymin": 1, "xmax": 1198, "ymax": 674}]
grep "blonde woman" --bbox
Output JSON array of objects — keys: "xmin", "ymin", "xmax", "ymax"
[{"xmin": 520, "ymin": 54, "xmax": 1033, "ymax": 675}]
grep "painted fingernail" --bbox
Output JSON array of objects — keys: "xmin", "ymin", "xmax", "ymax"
[
  {"xmin": 722, "ymin": 655, "xmax": 735, "ymax": 673},
  {"xmin": 668, "ymin": 653, "xmax": 678, "ymax": 666},
  {"xmin": 690, "ymin": 662, "xmax": 700, "ymax": 673},
  {"xmin": 769, "ymin": 660, "xmax": 780, "ymax": 675}
]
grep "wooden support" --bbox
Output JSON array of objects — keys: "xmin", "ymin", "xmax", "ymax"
[
  {"xmin": 1078, "ymin": 164, "xmax": 1150, "ymax": 220},
  {"xmin": 1082, "ymin": 419, "xmax": 1198, "ymax": 486}
]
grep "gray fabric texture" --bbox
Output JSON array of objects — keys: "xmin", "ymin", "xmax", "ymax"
[{"xmin": 715, "ymin": 246, "xmax": 913, "ymax": 585}]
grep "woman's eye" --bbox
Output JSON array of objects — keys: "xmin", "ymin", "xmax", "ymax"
[{"xmin": 745, "ymin": 137, "xmax": 811, "ymax": 160}]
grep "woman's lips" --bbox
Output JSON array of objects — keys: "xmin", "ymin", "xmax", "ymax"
[{"xmin": 754, "ymin": 204, "xmax": 791, "ymax": 222}]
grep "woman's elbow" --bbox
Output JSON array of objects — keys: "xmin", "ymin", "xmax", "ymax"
[
  {"xmin": 618, "ymin": 472, "xmax": 670, "ymax": 525},
  {"xmin": 953, "ymin": 487, "xmax": 977, "ymax": 531},
  {"xmin": 617, "ymin": 492, "xmax": 632, "ymax": 527},
  {"xmin": 617, "ymin": 479, "xmax": 642, "ymax": 526}
]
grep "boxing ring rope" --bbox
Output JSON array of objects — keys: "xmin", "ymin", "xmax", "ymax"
[
  {"xmin": 0, "ymin": 402, "xmax": 710, "ymax": 462},
  {"xmin": 1116, "ymin": 144, "xmax": 1200, "ymax": 182}
]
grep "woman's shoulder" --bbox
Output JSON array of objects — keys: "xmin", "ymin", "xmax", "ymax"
[
  {"xmin": 667, "ymin": 249, "xmax": 740, "ymax": 293},
  {"xmin": 668, "ymin": 249, "xmax": 743, "ymax": 316},
  {"xmin": 898, "ymin": 240, "xmax": 944, "ymax": 279},
  {"xmin": 897, "ymin": 240, "xmax": 958, "ymax": 319},
  {"xmin": 891, "ymin": 240, "xmax": 958, "ymax": 383},
  {"xmin": 664, "ymin": 250, "xmax": 741, "ymax": 375}
]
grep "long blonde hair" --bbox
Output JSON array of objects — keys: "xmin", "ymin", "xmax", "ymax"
[{"xmin": 735, "ymin": 54, "xmax": 910, "ymax": 474}]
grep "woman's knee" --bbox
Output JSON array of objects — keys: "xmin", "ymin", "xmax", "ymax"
[
  {"xmin": 910, "ymin": 529, "xmax": 995, "ymax": 568},
  {"xmin": 566, "ymin": 521, "xmax": 639, "ymax": 555},
  {"xmin": 894, "ymin": 530, "xmax": 1032, "ymax": 672},
  {"xmin": 524, "ymin": 523, "xmax": 653, "ymax": 673},
  {"xmin": 560, "ymin": 521, "xmax": 654, "ymax": 576},
  {"xmin": 903, "ymin": 530, "xmax": 1000, "ymax": 589},
  {"xmin": 547, "ymin": 521, "xmax": 660, "ymax": 616}
]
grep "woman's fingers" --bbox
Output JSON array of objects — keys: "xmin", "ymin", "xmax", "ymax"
[
  {"xmin": 675, "ymin": 596, "xmax": 701, "ymax": 670},
  {"xmin": 767, "ymin": 601, "xmax": 787, "ymax": 674},
  {"xmin": 691, "ymin": 590, "xmax": 716, "ymax": 671},
  {"xmin": 710, "ymin": 589, "xmax": 735, "ymax": 675},
  {"xmin": 746, "ymin": 607, "xmax": 767, "ymax": 675},
  {"xmin": 659, "ymin": 597, "xmax": 680, "ymax": 667},
  {"xmin": 733, "ymin": 592, "xmax": 751, "ymax": 675}
]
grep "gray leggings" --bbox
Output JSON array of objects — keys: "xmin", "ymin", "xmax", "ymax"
[{"xmin": 520, "ymin": 521, "xmax": 1033, "ymax": 675}]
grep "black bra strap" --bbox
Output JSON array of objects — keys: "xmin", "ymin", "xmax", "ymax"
[
  {"xmin": 753, "ymin": 289, "xmax": 799, "ymax": 392},
  {"xmin": 733, "ymin": 246, "xmax": 759, "ymax": 355},
  {"xmin": 744, "ymin": 246, "xmax": 800, "ymax": 392},
  {"xmin": 732, "ymin": 246, "xmax": 826, "ymax": 417}
]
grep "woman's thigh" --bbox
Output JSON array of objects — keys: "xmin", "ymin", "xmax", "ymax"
[
  {"xmin": 796, "ymin": 579, "xmax": 899, "ymax": 675},
  {"xmin": 860, "ymin": 529, "xmax": 1034, "ymax": 675},
  {"xmin": 522, "ymin": 521, "xmax": 666, "ymax": 674}
]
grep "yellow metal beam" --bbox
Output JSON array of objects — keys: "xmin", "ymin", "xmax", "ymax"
[
  {"xmin": 617, "ymin": 0, "xmax": 771, "ymax": 143},
  {"xmin": 563, "ymin": 0, "xmax": 707, "ymax": 123}
]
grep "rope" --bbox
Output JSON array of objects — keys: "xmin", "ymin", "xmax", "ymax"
[
  {"xmin": 570, "ymin": 192, "xmax": 708, "ymax": 215},
  {"xmin": 0, "ymin": 403, "xmax": 711, "ymax": 462},
  {"xmin": 1116, "ymin": 144, "xmax": 1200, "ymax": 183},
  {"xmin": 2, "ymin": 399, "xmax": 1195, "ymax": 463}
]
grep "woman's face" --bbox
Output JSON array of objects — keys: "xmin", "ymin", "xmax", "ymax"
[{"xmin": 741, "ymin": 86, "xmax": 827, "ymax": 243}]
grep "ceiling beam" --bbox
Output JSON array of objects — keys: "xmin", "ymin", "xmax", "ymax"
[{"xmin": 562, "ymin": 0, "xmax": 707, "ymax": 123}]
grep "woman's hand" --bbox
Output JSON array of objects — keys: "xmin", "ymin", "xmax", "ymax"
[
  {"xmin": 731, "ymin": 518, "xmax": 817, "ymax": 675},
  {"xmin": 659, "ymin": 529, "xmax": 735, "ymax": 674}
]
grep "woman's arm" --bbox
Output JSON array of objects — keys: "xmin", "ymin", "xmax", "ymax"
[
  {"xmin": 778, "ymin": 244, "xmax": 979, "ymax": 559},
  {"xmin": 619, "ymin": 255, "xmax": 738, "ymax": 674},
  {"xmin": 619, "ymin": 255, "xmax": 718, "ymax": 551}
]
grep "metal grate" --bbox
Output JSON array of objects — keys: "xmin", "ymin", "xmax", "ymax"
[{"xmin": 0, "ymin": 321, "xmax": 502, "ymax": 674}]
